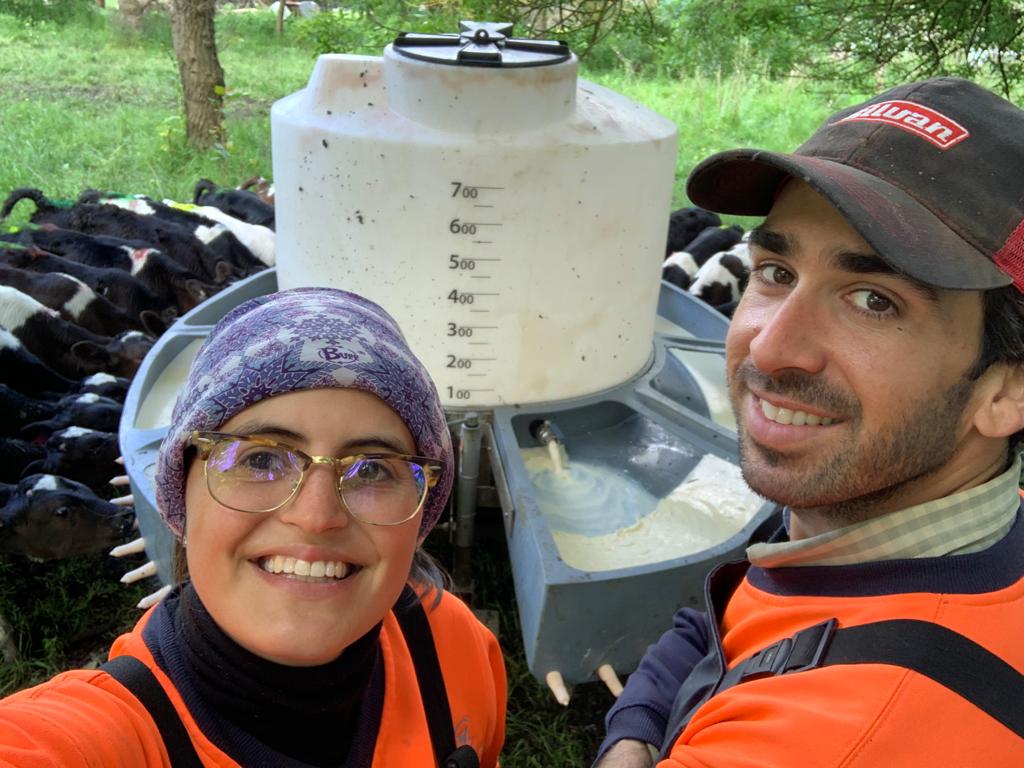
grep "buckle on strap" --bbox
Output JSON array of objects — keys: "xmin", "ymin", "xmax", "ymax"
[{"xmin": 734, "ymin": 618, "xmax": 838, "ymax": 684}]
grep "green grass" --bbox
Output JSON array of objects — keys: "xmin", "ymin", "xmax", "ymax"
[
  {"xmin": 0, "ymin": 7, "xmax": 849, "ymax": 764},
  {"xmin": 590, "ymin": 70, "xmax": 861, "ymax": 203},
  {"xmin": 0, "ymin": 10, "xmax": 313, "ymax": 221},
  {"xmin": 0, "ymin": 9, "xmax": 853, "ymax": 222},
  {"xmin": 0, "ymin": 552, "xmax": 150, "ymax": 694}
]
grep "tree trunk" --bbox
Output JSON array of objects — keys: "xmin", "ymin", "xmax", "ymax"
[
  {"xmin": 276, "ymin": 0, "xmax": 286, "ymax": 37},
  {"xmin": 170, "ymin": 0, "xmax": 226, "ymax": 150},
  {"xmin": 119, "ymin": 0, "xmax": 146, "ymax": 31}
]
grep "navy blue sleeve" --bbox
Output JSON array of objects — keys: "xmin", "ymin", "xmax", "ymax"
[{"xmin": 593, "ymin": 607, "xmax": 711, "ymax": 763}]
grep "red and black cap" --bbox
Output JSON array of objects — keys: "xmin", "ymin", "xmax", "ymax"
[{"xmin": 686, "ymin": 77, "xmax": 1024, "ymax": 292}]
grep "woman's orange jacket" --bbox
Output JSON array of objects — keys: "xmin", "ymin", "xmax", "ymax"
[{"xmin": 0, "ymin": 589, "xmax": 506, "ymax": 767}]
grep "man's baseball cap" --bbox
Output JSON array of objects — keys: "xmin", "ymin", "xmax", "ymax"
[{"xmin": 686, "ymin": 77, "xmax": 1024, "ymax": 292}]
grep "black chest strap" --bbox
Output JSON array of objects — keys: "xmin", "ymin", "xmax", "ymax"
[
  {"xmin": 394, "ymin": 587, "xmax": 480, "ymax": 768},
  {"xmin": 101, "ymin": 655, "xmax": 203, "ymax": 767},
  {"xmin": 719, "ymin": 617, "xmax": 1024, "ymax": 738}
]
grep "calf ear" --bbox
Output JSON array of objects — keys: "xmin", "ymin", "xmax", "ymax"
[
  {"xmin": 70, "ymin": 340, "xmax": 112, "ymax": 371},
  {"xmin": 139, "ymin": 309, "xmax": 167, "ymax": 337},
  {"xmin": 184, "ymin": 278, "xmax": 210, "ymax": 306},
  {"xmin": 213, "ymin": 260, "xmax": 233, "ymax": 285},
  {"xmin": 20, "ymin": 420, "xmax": 56, "ymax": 443},
  {"xmin": 194, "ymin": 179, "xmax": 217, "ymax": 205},
  {"xmin": 20, "ymin": 459, "xmax": 44, "ymax": 479}
]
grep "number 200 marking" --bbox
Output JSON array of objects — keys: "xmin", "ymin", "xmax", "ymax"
[{"xmin": 446, "ymin": 355, "xmax": 472, "ymax": 369}]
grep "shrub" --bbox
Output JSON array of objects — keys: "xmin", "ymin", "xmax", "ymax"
[{"xmin": 1, "ymin": 0, "xmax": 100, "ymax": 25}]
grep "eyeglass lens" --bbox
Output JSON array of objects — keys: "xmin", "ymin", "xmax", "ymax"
[{"xmin": 205, "ymin": 438, "xmax": 427, "ymax": 524}]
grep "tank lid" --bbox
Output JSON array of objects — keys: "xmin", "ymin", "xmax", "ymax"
[{"xmin": 392, "ymin": 21, "xmax": 571, "ymax": 68}]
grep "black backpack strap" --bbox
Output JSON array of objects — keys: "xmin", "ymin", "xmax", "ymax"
[
  {"xmin": 718, "ymin": 618, "xmax": 1024, "ymax": 738},
  {"xmin": 101, "ymin": 655, "xmax": 203, "ymax": 768},
  {"xmin": 393, "ymin": 588, "xmax": 480, "ymax": 768}
]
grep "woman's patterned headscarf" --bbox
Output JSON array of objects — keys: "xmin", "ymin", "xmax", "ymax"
[{"xmin": 155, "ymin": 287, "xmax": 453, "ymax": 544}]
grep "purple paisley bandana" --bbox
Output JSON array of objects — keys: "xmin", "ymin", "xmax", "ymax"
[{"xmin": 155, "ymin": 287, "xmax": 453, "ymax": 543}]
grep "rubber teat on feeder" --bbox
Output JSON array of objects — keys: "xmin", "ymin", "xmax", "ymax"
[
  {"xmin": 545, "ymin": 670, "xmax": 570, "ymax": 706},
  {"xmin": 110, "ymin": 537, "xmax": 146, "ymax": 557},
  {"xmin": 597, "ymin": 664, "xmax": 624, "ymax": 697},
  {"xmin": 137, "ymin": 584, "xmax": 173, "ymax": 610},
  {"xmin": 120, "ymin": 560, "xmax": 157, "ymax": 584}
]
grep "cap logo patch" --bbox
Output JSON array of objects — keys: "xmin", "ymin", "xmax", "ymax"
[{"xmin": 835, "ymin": 100, "xmax": 969, "ymax": 149}]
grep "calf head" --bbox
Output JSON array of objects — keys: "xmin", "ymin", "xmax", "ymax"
[
  {"xmin": 75, "ymin": 372, "xmax": 131, "ymax": 402},
  {"xmin": 71, "ymin": 330, "xmax": 153, "ymax": 378},
  {"xmin": 0, "ymin": 474, "xmax": 134, "ymax": 559}
]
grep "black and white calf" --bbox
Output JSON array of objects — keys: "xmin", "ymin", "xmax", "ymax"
[
  {"xmin": 19, "ymin": 391, "xmax": 124, "ymax": 440},
  {"xmin": 662, "ymin": 250, "xmax": 700, "ymax": 291},
  {"xmin": 662, "ymin": 224, "xmax": 745, "ymax": 291},
  {"xmin": 3, "ymin": 188, "xmax": 261, "ymax": 283},
  {"xmin": 23, "ymin": 426, "xmax": 124, "ymax": 492},
  {"xmin": 0, "ymin": 474, "xmax": 134, "ymax": 560},
  {"xmin": 73, "ymin": 372, "xmax": 131, "ymax": 403},
  {"xmin": 6, "ymin": 225, "xmax": 222, "ymax": 314},
  {"xmin": 665, "ymin": 206, "xmax": 722, "ymax": 257},
  {"xmin": 0, "ymin": 261, "xmax": 162, "ymax": 338},
  {"xmin": 76, "ymin": 192, "xmax": 266, "ymax": 279},
  {"xmin": 1, "ymin": 243, "xmax": 175, "ymax": 326},
  {"xmin": 164, "ymin": 200, "xmax": 275, "ymax": 267},
  {"xmin": 0, "ymin": 439, "xmax": 45, "ymax": 483},
  {"xmin": 0, "ymin": 383, "xmax": 55, "ymax": 435},
  {"xmin": 0, "ymin": 328, "xmax": 74, "ymax": 396},
  {"xmin": 194, "ymin": 178, "xmax": 276, "ymax": 229},
  {"xmin": 687, "ymin": 240, "xmax": 752, "ymax": 316},
  {"xmin": 0, "ymin": 286, "xmax": 153, "ymax": 379}
]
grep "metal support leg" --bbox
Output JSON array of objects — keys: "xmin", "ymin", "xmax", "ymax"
[{"xmin": 452, "ymin": 413, "xmax": 482, "ymax": 597}]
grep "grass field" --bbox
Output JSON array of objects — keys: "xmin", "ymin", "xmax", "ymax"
[
  {"xmin": 0, "ymin": 9, "xmax": 850, "ymax": 217},
  {"xmin": 0, "ymin": 6, "xmax": 852, "ymax": 765}
]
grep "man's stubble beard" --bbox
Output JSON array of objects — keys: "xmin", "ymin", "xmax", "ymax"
[{"xmin": 733, "ymin": 365, "xmax": 977, "ymax": 525}]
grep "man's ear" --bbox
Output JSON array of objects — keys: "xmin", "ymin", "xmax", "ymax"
[{"xmin": 972, "ymin": 362, "xmax": 1024, "ymax": 438}]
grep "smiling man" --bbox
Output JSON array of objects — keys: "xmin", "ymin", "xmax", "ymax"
[{"xmin": 595, "ymin": 77, "xmax": 1024, "ymax": 767}]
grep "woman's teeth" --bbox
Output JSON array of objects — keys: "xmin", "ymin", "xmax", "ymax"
[
  {"xmin": 759, "ymin": 398, "xmax": 833, "ymax": 426},
  {"xmin": 260, "ymin": 555, "xmax": 351, "ymax": 580}
]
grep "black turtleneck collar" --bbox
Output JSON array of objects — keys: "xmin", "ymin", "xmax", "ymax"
[{"xmin": 144, "ymin": 583, "xmax": 383, "ymax": 767}]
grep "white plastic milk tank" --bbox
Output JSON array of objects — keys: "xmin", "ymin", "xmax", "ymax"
[{"xmin": 271, "ymin": 22, "xmax": 678, "ymax": 406}]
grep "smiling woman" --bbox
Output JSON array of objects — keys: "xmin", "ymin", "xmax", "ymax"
[{"xmin": 0, "ymin": 288, "xmax": 507, "ymax": 767}]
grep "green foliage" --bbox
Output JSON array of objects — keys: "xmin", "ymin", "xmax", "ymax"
[
  {"xmin": 293, "ymin": 6, "xmax": 403, "ymax": 56},
  {"xmin": 0, "ymin": 10, "xmax": 311, "ymax": 215},
  {"xmin": 802, "ymin": 0, "xmax": 1024, "ymax": 99},
  {"xmin": 0, "ymin": 0, "xmax": 99, "ymax": 25},
  {"xmin": 586, "ymin": 69, "xmax": 848, "ymax": 209},
  {"xmin": 290, "ymin": 0, "xmax": 659, "ymax": 61},
  {"xmin": 652, "ymin": 0, "xmax": 814, "ymax": 80},
  {"xmin": 675, "ymin": 0, "xmax": 1024, "ymax": 100}
]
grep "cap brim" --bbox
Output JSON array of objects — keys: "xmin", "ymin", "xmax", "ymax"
[{"xmin": 686, "ymin": 149, "xmax": 1012, "ymax": 291}]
